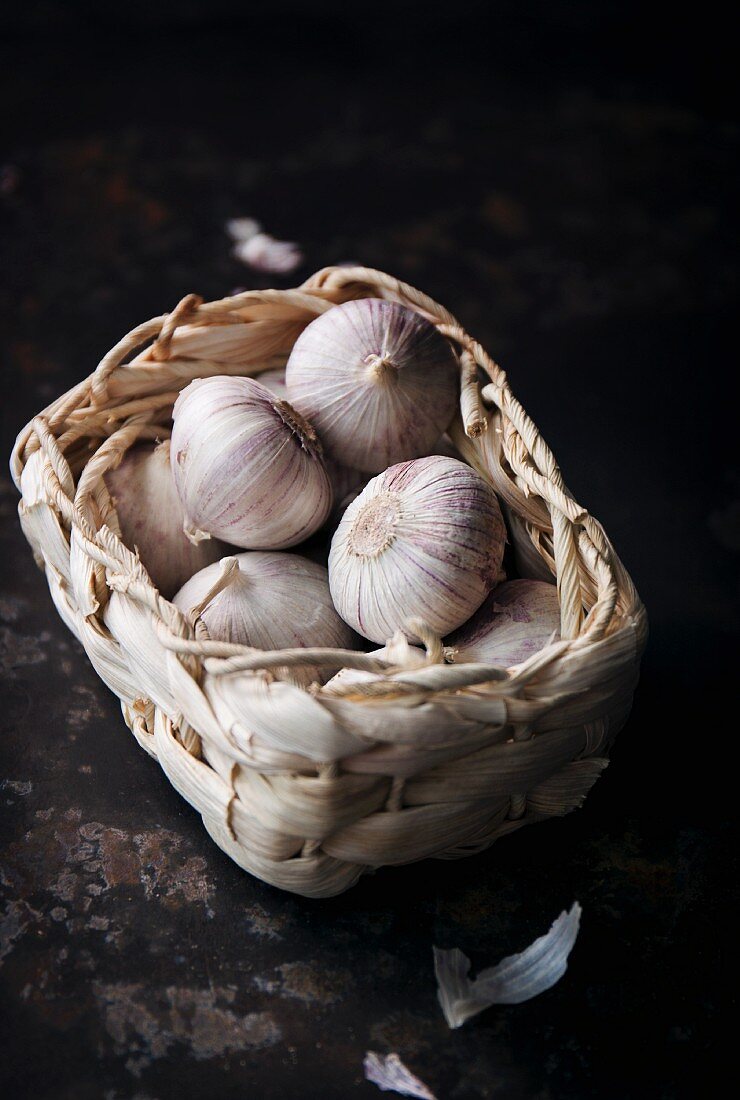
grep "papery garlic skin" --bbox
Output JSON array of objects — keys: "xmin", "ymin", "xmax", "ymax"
[
  {"xmin": 225, "ymin": 217, "xmax": 261, "ymax": 242},
  {"xmin": 285, "ymin": 298, "xmax": 459, "ymax": 473},
  {"xmin": 434, "ymin": 902, "xmax": 581, "ymax": 1027},
  {"xmin": 329, "ymin": 456, "xmax": 506, "ymax": 644},
  {"xmin": 173, "ymin": 552, "xmax": 357, "ymax": 687},
  {"xmin": 233, "ymin": 232, "xmax": 303, "ymax": 274},
  {"xmin": 171, "ymin": 375, "xmax": 332, "ymax": 549},
  {"xmin": 104, "ymin": 440, "xmax": 227, "ymax": 599},
  {"xmin": 446, "ymin": 579, "xmax": 561, "ymax": 666}
]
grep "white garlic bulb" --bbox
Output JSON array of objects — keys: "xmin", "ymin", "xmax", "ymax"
[
  {"xmin": 329, "ymin": 455, "xmax": 506, "ymax": 644},
  {"xmin": 446, "ymin": 579, "xmax": 561, "ymax": 666},
  {"xmin": 171, "ymin": 375, "xmax": 332, "ymax": 549},
  {"xmin": 104, "ymin": 440, "xmax": 228, "ymax": 599},
  {"xmin": 173, "ymin": 552, "xmax": 357, "ymax": 687},
  {"xmin": 285, "ymin": 298, "xmax": 459, "ymax": 472}
]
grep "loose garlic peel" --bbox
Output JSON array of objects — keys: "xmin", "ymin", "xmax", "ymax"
[
  {"xmin": 329, "ymin": 455, "xmax": 506, "ymax": 644},
  {"xmin": 434, "ymin": 902, "xmax": 582, "ymax": 1028},
  {"xmin": 170, "ymin": 375, "xmax": 332, "ymax": 549},
  {"xmin": 285, "ymin": 298, "xmax": 459, "ymax": 473},
  {"xmin": 172, "ymin": 552, "xmax": 357, "ymax": 688}
]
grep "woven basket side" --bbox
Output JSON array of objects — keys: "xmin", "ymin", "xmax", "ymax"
[{"xmin": 11, "ymin": 268, "xmax": 647, "ymax": 896}]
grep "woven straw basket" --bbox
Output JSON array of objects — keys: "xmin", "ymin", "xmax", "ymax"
[{"xmin": 11, "ymin": 267, "xmax": 647, "ymax": 898}]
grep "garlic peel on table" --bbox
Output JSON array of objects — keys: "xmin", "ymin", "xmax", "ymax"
[{"xmin": 434, "ymin": 902, "xmax": 582, "ymax": 1028}]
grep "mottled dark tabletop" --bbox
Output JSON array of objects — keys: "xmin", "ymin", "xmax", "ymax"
[{"xmin": 1, "ymin": 7, "xmax": 737, "ymax": 1098}]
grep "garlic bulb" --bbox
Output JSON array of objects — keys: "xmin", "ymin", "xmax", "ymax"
[
  {"xmin": 104, "ymin": 440, "xmax": 227, "ymax": 599},
  {"xmin": 446, "ymin": 579, "xmax": 561, "ymax": 666},
  {"xmin": 329, "ymin": 455, "xmax": 506, "ymax": 644},
  {"xmin": 173, "ymin": 552, "xmax": 357, "ymax": 687},
  {"xmin": 171, "ymin": 375, "xmax": 332, "ymax": 548},
  {"xmin": 285, "ymin": 298, "xmax": 459, "ymax": 472}
]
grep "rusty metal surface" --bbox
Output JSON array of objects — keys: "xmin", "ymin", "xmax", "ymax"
[{"xmin": 1, "ymin": 16, "xmax": 736, "ymax": 1099}]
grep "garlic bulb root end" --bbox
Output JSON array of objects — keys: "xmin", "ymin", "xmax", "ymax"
[
  {"xmin": 329, "ymin": 455, "xmax": 506, "ymax": 644},
  {"xmin": 347, "ymin": 492, "xmax": 400, "ymax": 557}
]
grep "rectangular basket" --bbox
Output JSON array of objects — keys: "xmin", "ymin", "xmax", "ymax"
[{"xmin": 10, "ymin": 266, "xmax": 647, "ymax": 898}]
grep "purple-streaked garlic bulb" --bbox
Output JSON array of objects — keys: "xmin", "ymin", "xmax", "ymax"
[
  {"xmin": 329, "ymin": 456, "xmax": 506, "ymax": 644},
  {"xmin": 171, "ymin": 375, "xmax": 332, "ymax": 549},
  {"xmin": 173, "ymin": 552, "xmax": 357, "ymax": 687},
  {"xmin": 446, "ymin": 579, "xmax": 561, "ymax": 666},
  {"xmin": 285, "ymin": 298, "xmax": 459, "ymax": 473},
  {"xmin": 104, "ymin": 440, "xmax": 228, "ymax": 599}
]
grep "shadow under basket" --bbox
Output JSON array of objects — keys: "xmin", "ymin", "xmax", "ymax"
[{"xmin": 10, "ymin": 266, "xmax": 647, "ymax": 898}]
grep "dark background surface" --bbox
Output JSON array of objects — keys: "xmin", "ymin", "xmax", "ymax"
[{"xmin": 1, "ymin": 4, "xmax": 737, "ymax": 1098}]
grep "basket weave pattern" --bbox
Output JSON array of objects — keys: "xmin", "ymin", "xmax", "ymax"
[{"xmin": 11, "ymin": 267, "xmax": 647, "ymax": 898}]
